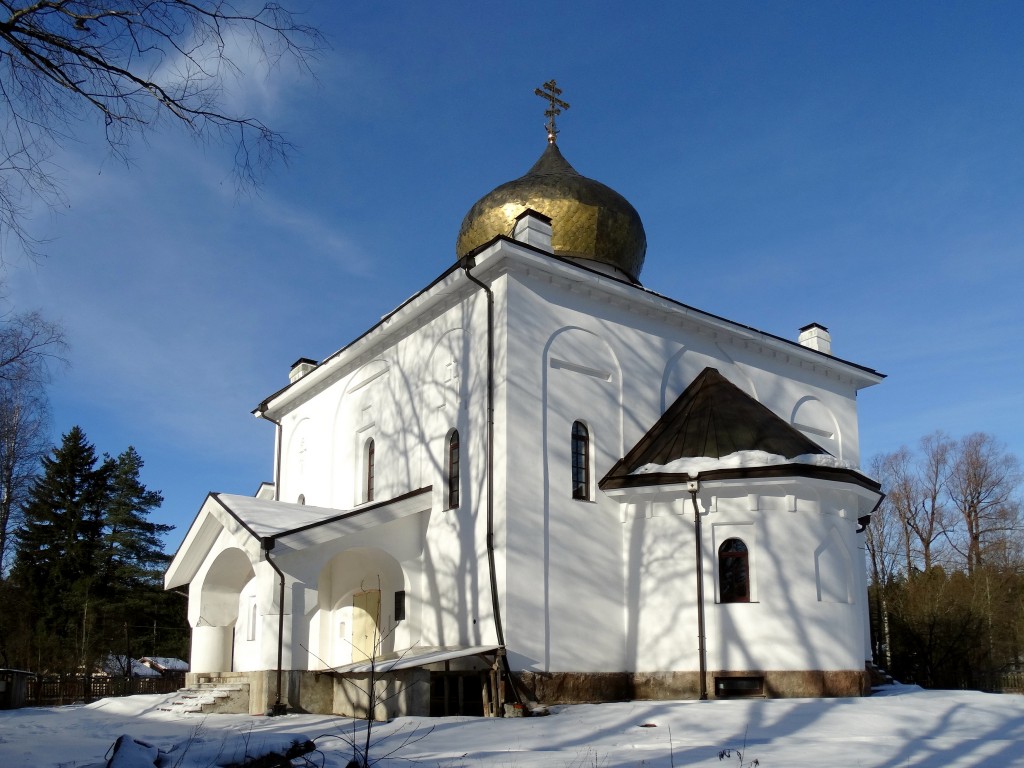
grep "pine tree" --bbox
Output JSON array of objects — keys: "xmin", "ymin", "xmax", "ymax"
[
  {"xmin": 102, "ymin": 448, "xmax": 168, "ymax": 590},
  {"xmin": 97, "ymin": 447, "xmax": 172, "ymax": 668},
  {"xmin": 7, "ymin": 428, "xmax": 183, "ymax": 673},
  {"xmin": 11, "ymin": 426, "xmax": 113, "ymax": 671}
]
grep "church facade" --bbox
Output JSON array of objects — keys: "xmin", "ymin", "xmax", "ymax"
[{"xmin": 166, "ymin": 123, "xmax": 883, "ymax": 717}]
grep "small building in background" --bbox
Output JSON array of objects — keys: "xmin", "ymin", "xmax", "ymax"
[
  {"xmin": 0, "ymin": 669, "xmax": 32, "ymax": 709},
  {"xmin": 140, "ymin": 657, "xmax": 189, "ymax": 678}
]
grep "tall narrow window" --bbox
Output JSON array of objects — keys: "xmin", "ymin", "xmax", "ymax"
[
  {"xmin": 447, "ymin": 430, "xmax": 460, "ymax": 509},
  {"xmin": 364, "ymin": 438, "xmax": 375, "ymax": 503},
  {"xmin": 719, "ymin": 538, "xmax": 750, "ymax": 603},
  {"xmin": 247, "ymin": 598, "xmax": 257, "ymax": 642},
  {"xmin": 571, "ymin": 421, "xmax": 590, "ymax": 500}
]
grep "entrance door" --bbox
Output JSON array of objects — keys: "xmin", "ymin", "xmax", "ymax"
[{"xmin": 352, "ymin": 590, "xmax": 381, "ymax": 661}]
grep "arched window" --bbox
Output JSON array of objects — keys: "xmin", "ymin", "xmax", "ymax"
[
  {"xmin": 719, "ymin": 538, "xmax": 750, "ymax": 603},
  {"xmin": 571, "ymin": 421, "xmax": 590, "ymax": 500},
  {"xmin": 297, "ymin": 494, "xmax": 305, "ymax": 505},
  {"xmin": 246, "ymin": 597, "xmax": 257, "ymax": 642},
  {"xmin": 364, "ymin": 438, "xmax": 375, "ymax": 503},
  {"xmin": 447, "ymin": 430, "xmax": 460, "ymax": 509}
]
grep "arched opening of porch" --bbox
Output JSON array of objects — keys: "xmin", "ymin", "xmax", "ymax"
[
  {"xmin": 314, "ymin": 548, "xmax": 406, "ymax": 669},
  {"xmin": 190, "ymin": 547, "xmax": 256, "ymax": 673}
]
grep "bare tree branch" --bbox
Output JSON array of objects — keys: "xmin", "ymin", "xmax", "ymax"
[
  {"xmin": 946, "ymin": 433, "xmax": 1022, "ymax": 575},
  {"xmin": 0, "ymin": 306, "xmax": 66, "ymax": 382},
  {"xmin": 0, "ymin": 1, "xmax": 324, "ymax": 259},
  {"xmin": 0, "ymin": 370, "xmax": 50, "ymax": 576}
]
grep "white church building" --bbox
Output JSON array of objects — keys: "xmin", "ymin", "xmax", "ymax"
[{"xmin": 166, "ymin": 101, "xmax": 884, "ymax": 716}]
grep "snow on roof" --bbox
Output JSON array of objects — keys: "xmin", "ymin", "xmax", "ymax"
[
  {"xmin": 633, "ymin": 449, "xmax": 863, "ymax": 478},
  {"xmin": 166, "ymin": 487, "xmax": 435, "ymax": 590},
  {"xmin": 207, "ymin": 487, "xmax": 433, "ymax": 545},
  {"xmin": 208, "ymin": 493, "xmax": 345, "ymax": 539},
  {"xmin": 140, "ymin": 657, "xmax": 188, "ymax": 672},
  {"xmin": 99, "ymin": 655, "xmax": 162, "ymax": 678}
]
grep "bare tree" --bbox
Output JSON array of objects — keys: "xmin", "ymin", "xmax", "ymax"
[
  {"xmin": 909, "ymin": 432, "xmax": 955, "ymax": 572},
  {"xmin": 946, "ymin": 433, "xmax": 1021, "ymax": 575},
  {"xmin": 0, "ymin": 308, "xmax": 65, "ymax": 382},
  {"xmin": 0, "ymin": 302, "xmax": 63, "ymax": 575},
  {"xmin": 873, "ymin": 447, "xmax": 917, "ymax": 574},
  {"xmin": 869, "ymin": 432, "xmax": 1024, "ymax": 689},
  {"xmin": 871, "ymin": 435, "xmax": 956, "ymax": 575},
  {"xmin": 0, "ymin": 1, "xmax": 323, "ymax": 255},
  {"xmin": 0, "ymin": 372, "xmax": 49, "ymax": 576},
  {"xmin": 864, "ymin": 457, "xmax": 903, "ymax": 668}
]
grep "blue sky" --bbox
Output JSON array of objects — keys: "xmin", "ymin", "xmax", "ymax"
[{"xmin": 7, "ymin": 1, "xmax": 1024, "ymax": 550}]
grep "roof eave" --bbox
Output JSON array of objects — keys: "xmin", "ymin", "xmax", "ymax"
[
  {"xmin": 254, "ymin": 259, "xmax": 475, "ymax": 421},
  {"xmin": 600, "ymin": 464, "xmax": 882, "ymax": 494},
  {"xmin": 164, "ymin": 492, "xmax": 262, "ymax": 590},
  {"xmin": 494, "ymin": 238, "xmax": 884, "ymax": 386}
]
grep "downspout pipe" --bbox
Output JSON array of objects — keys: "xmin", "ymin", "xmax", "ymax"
[
  {"xmin": 688, "ymin": 480, "xmax": 709, "ymax": 700},
  {"xmin": 261, "ymin": 535, "xmax": 288, "ymax": 716},
  {"xmin": 462, "ymin": 255, "xmax": 521, "ymax": 709},
  {"xmin": 254, "ymin": 409, "xmax": 287, "ymax": 715},
  {"xmin": 257, "ymin": 410, "xmax": 284, "ymax": 502}
]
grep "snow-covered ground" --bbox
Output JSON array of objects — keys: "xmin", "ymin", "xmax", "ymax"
[{"xmin": 2, "ymin": 685, "xmax": 1023, "ymax": 767}]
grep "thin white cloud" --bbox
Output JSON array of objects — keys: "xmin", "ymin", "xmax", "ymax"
[{"xmin": 147, "ymin": 16, "xmax": 312, "ymax": 123}]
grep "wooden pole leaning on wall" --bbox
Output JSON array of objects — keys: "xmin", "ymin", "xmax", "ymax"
[{"xmin": 481, "ymin": 670, "xmax": 492, "ymax": 716}]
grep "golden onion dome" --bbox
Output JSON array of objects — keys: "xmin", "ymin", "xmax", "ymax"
[{"xmin": 456, "ymin": 141, "xmax": 647, "ymax": 283}]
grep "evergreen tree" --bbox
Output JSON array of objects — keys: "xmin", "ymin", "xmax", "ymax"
[
  {"xmin": 8, "ymin": 429, "xmax": 182, "ymax": 673},
  {"xmin": 11, "ymin": 426, "xmax": 113, "ymax": 671},
  {"xmin": 102, "ymin": 448, "xmax": 168, "ymax": 591},
  {"xmin": 96, "ymin": 447, "xmax": 173, "ymax": 668}
]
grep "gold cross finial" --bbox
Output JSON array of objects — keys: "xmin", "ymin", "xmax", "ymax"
[{"xmin": 535, "ymin": 79, "xmax": 570, "ymax": 144}]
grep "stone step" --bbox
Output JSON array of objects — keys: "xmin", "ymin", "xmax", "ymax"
[
  {"xmin": 866, "ymin": 662, "xmax": 895, "ymax": 688},
  {"xmin": 157, "ymin": 681, "xmax": 250, "ymax": 715}
]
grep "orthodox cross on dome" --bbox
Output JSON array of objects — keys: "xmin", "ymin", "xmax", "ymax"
[{"xmin": 535, "ymin": 79, "xmax": 570, "ymax": 144}]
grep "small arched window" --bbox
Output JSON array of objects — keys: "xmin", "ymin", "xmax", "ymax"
[
  {"xmin": 719, "ymin": 538, "xmax": 750, "ymax": 603},
  {"xmin": 571, "ymin": 421, "xmax": 590, "ymax": 500},
  {"xmin": 297, "ymin": 494, "xmax": 305, "ymax": 505},
  {"xmin": 364, "ymin": 438, "xmax": 375, "ymax": 503},
  {"xmin": 447, "ymin": 430, "xmax": 460, "ymax": 509}
]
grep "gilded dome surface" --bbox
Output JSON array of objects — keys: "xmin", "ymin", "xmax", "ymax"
[{"xmin": 456, "ymin": 142, "xmax": 647, "ymax": 282}]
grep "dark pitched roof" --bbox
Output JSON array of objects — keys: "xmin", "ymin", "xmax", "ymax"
[{"xmin": 601, "ymin": 367, "xmax": 849, "ymax": 489}]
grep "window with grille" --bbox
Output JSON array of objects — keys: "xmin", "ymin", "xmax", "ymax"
[
  {"xmin": 719, "ymin": 538, "xmax": 750, "ymax": 603},
  {"xmin": 571, "ymin": 421, "xmax": 590, "ymax": 500},
  {"xmin": 395, "ymin": 590, "xmax": 406, "ymax": 622},
  {"xmin": 364, "ymin": 438, "xmax": 375, "ymax": 503},
  {"xmin": 447, "ymin": 430, "xmax": 460, "ymax": 509}
]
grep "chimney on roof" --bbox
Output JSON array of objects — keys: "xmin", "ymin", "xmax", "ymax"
[
  {"xmin": 513, "ymin": 209, "xmax": 553, "ymax": 252},
  {"xmin": 289, "ymin": 357, "xmax": 317, "ymax": 383},
  {"xmin": 798, "ymin": 323, "xmax": 832, "ymax": 355}
]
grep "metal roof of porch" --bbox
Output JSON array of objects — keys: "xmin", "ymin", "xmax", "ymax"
[{"xmin": 334, "ymin": 645, "xmax": 501, "ymax": 674}]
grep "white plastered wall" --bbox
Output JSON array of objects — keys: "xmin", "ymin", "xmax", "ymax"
[
  {"xmin": 621, "ymin": 479, "xmax": 868, "ymax": 675},
  {"xmin": 499, "ymin": 260, "xmax": 871, "ymax": 676},
  {"xmin": 269, "ymin": 277, "xmax": 497, "ymax": 658}
]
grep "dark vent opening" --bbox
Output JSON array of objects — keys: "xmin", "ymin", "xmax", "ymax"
[
  {"xmin": 714, "ymin": 676, "xmax": 764, "ymax": 698},
  {"xmin": 429, "ymin": 672, "xmax": 485, "ymax": 716}
]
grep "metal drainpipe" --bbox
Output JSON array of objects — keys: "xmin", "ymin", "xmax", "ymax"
[
  {"xmin": 258, "ymin": 410, "xmax": 284, "ymax": 502},
  {"xmin": 462, "ymin": 256, "xmax": 521, "ymax": 710},
  {"xmin": 261, "ymin": 535, "xmax": 288, "ymax": 716},
  {"xmin": 255, "ymin": 409, "xmax": 287, "ymax": 714},
  {"xmin": 688, "ymin": 481, "xmax": 709, "ymax": 700}
]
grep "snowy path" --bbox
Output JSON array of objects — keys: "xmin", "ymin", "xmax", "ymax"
[{"xmin": 1, "ymin": 685, "xmax": 1023, "ymax": 767}]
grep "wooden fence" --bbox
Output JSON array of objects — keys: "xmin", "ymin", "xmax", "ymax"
[
  {"xmin": 25, "ymin": 674, "xmax": 184, "ymax": 707},
  {"xmin": 992, "ymin": 671, "xmax": 1024, "ymax": 694}
]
